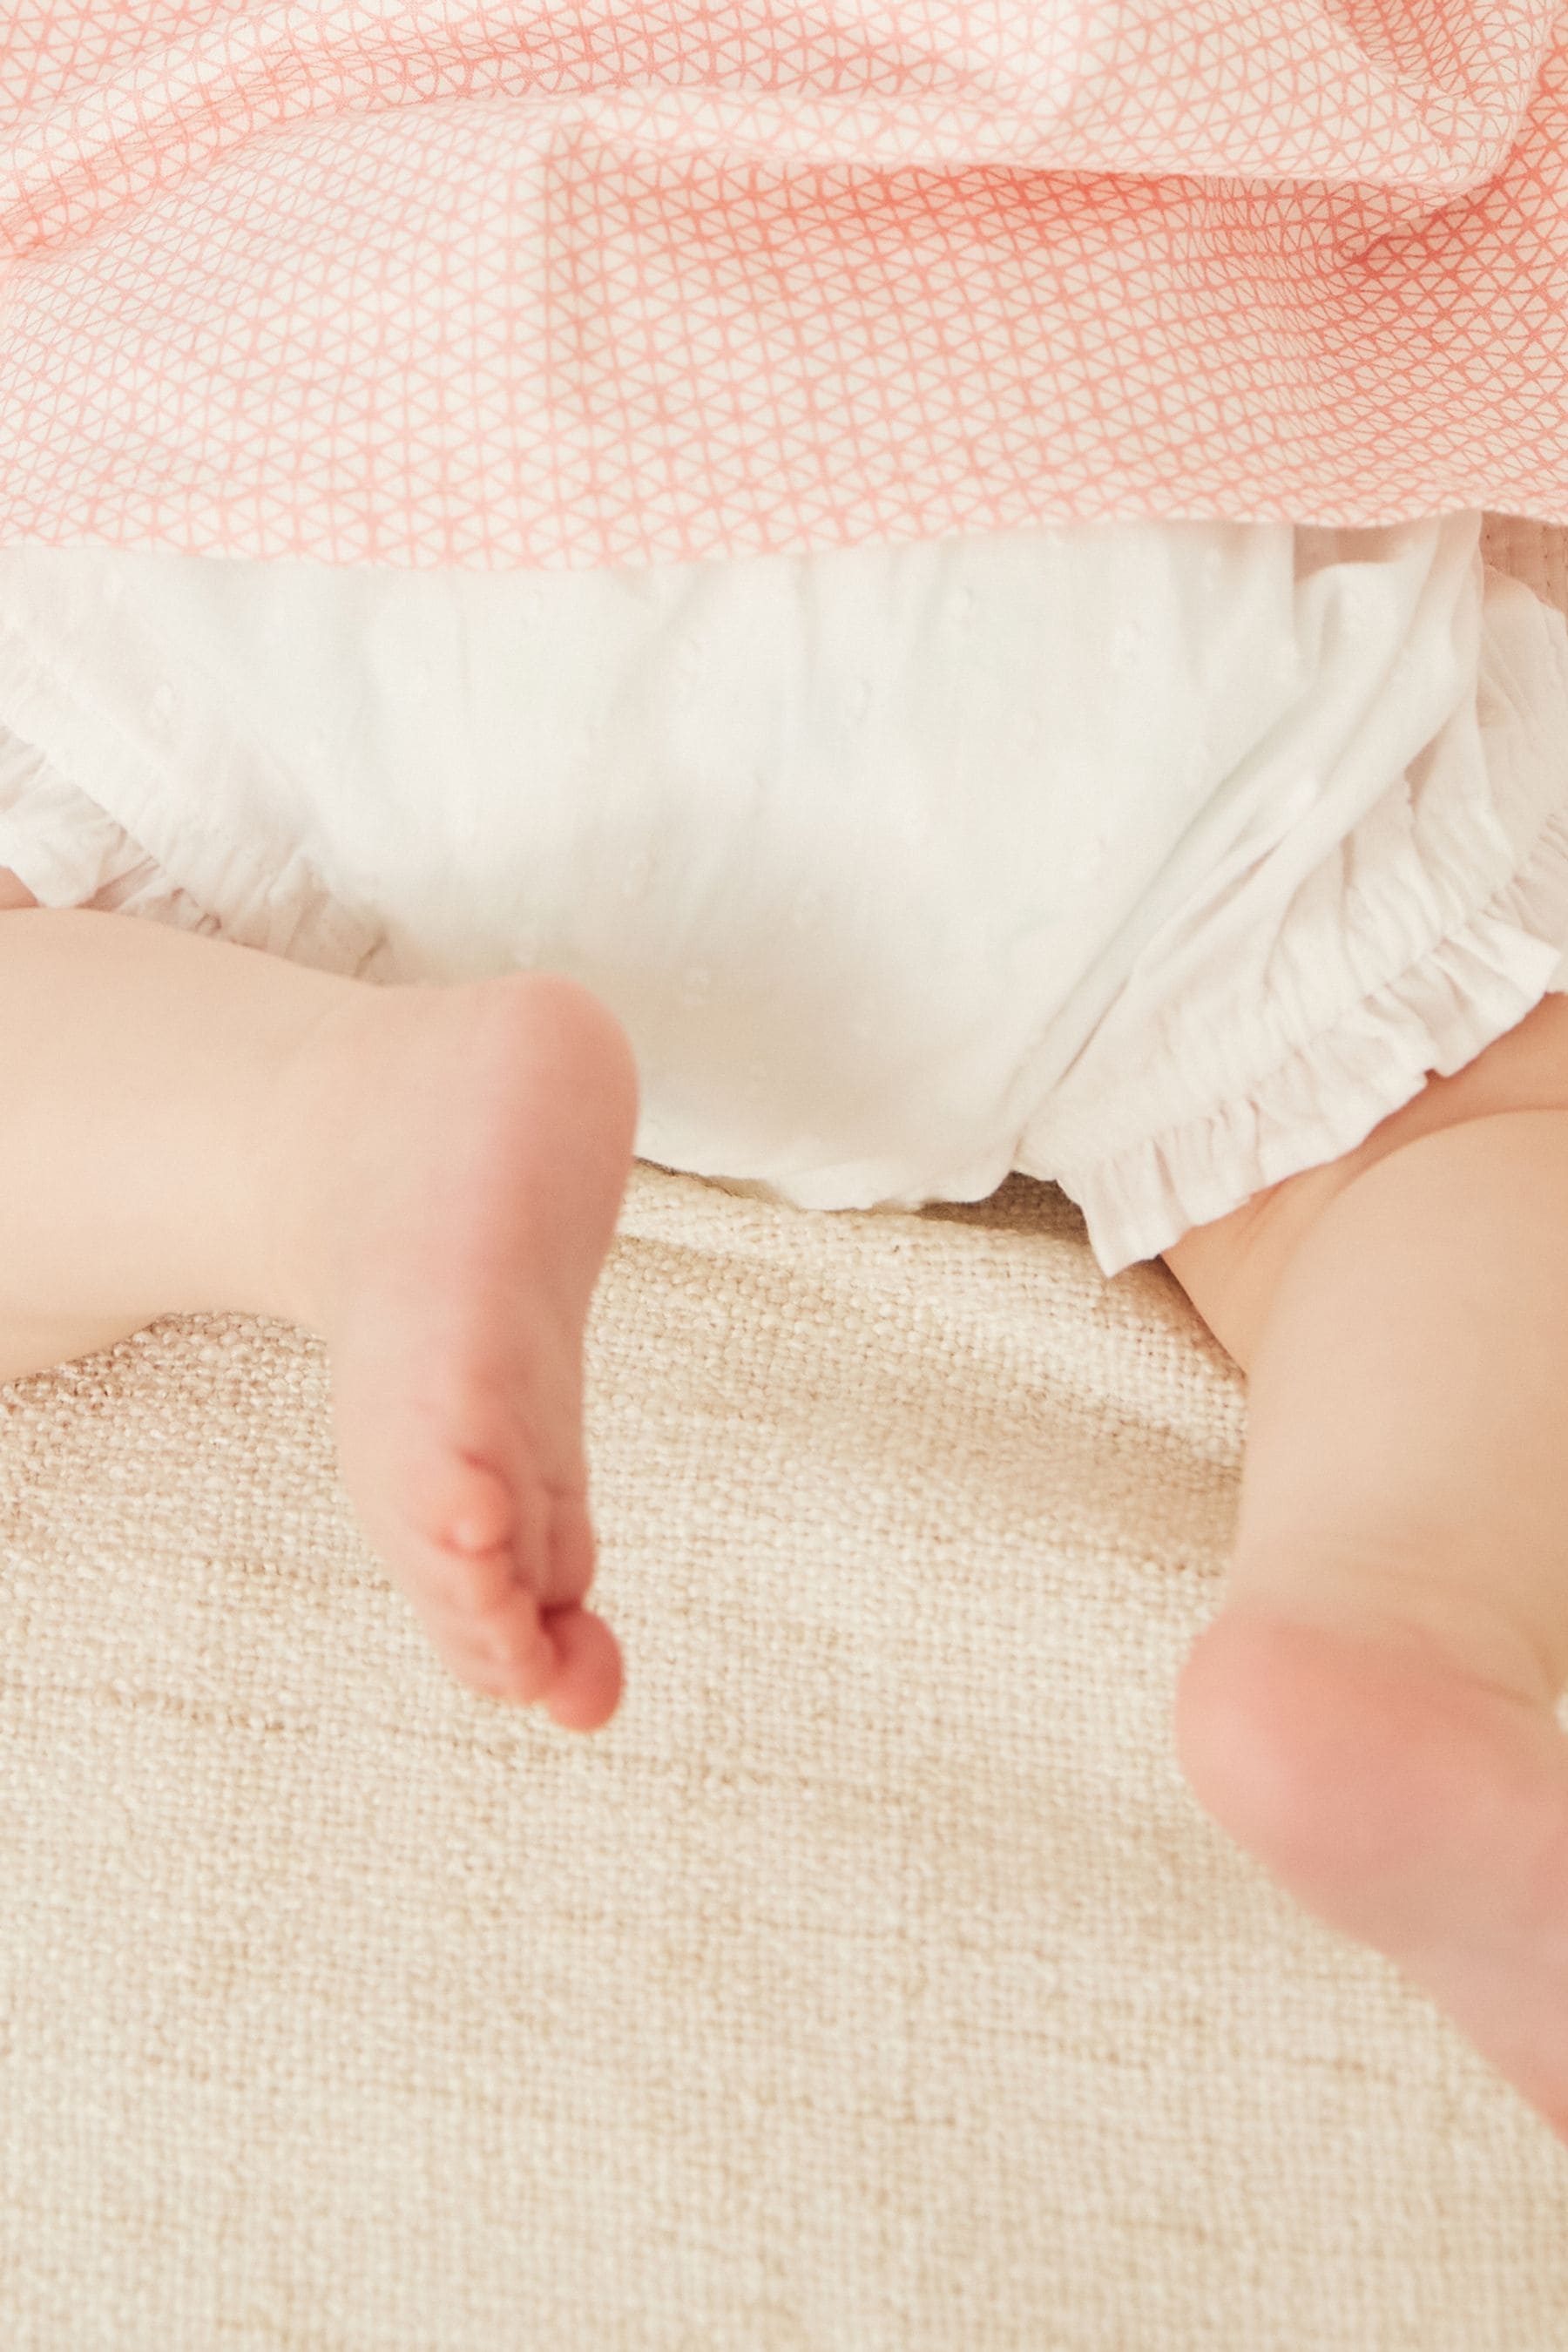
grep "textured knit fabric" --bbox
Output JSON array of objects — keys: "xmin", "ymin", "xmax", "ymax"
[
  {"xmin": 2, "ymin": 1, "xmax": 1566, "ymax": 573},
  {"xmin": 3, "ymin": 487, "xmax": 1568, "ymax": 2351}
]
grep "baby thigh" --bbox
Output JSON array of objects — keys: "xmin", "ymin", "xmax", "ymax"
[
  {"xmin": 0, "ymin": 868, "xmax": 38, "ymax": 909},
  {"xmin": 1160, "ymin": 1002, "xmax": 1568, "ymax": 2148},
  {"xmin": 1166, "ymin": 990, "xmax": 1568, "ymax": 1713}
]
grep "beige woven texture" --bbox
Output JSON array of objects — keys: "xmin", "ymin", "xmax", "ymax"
[{"xmin": 3, "ymin": 516, "xmax": 1566, "ymax": 2349}]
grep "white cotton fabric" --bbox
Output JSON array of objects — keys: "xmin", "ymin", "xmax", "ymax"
[{"xmin": 1, "ymin": 510, "xmax": 1566, "ymax": 1277}]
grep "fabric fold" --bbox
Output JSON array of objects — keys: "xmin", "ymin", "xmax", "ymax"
[
  {"xmin": 1044, "ymin": 800, "xmax": 1568, "ymax": 1278},
  {"xmin": 0, "ymin": 723, "xmax": 383, "ymax": 980}
]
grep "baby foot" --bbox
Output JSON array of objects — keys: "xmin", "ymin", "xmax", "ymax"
[
  {"xmin": 1179, "ymin": 1610, "xmax": 1568, "ymax": 2144},
  {"xmin": 270, "ymin": 970, "xmax": 639, "ymax": 1730}
]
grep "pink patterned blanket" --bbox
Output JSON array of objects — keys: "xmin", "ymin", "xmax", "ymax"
[{"xmin": 3, "ymin": 1, "xmax": 1565, "ymax": 570}]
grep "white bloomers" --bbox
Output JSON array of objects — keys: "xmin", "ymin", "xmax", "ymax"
[{"xmin": 1, "ymin": 510, "xmax": 1565, "ymax": 1279}]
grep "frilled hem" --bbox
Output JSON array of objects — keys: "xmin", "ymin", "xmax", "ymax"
[
  {"xmin": 1031, "ymin": 795, "xmax": 1568, "ymax": 1281},
  {"xmin": 0, "ymin": 636, "xmax": 383, "ymax": 979}
]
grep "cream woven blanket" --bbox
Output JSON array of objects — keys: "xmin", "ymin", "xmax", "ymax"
[{"xmin": 2, "ymin": 513, "xmax": 1565, "ymax": 2347}]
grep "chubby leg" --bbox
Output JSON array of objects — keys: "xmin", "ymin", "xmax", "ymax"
[
  {"xmin": 0, "ymin": 876, "xmax": 639, "ymax": 1730},
  {"xmin": 1162, "ymin": 992, "xmax": 1568, "ymax": 2143}
]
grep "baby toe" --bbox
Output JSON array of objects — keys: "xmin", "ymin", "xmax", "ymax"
[
  {"xmin": 541, "ymin": 1484, "xmax": 598, "ymax": 1611},
  {"xmin": 416, "ymin": 1567, "xmax": 558, "ymax": 1704},
  {"xmin": 540, "ymin": 1604, "xmax": 625, "ymax": 1733},
  {"xmin": 422, "ymin": 1442, "xmax": 517, "ymax": 1558}
]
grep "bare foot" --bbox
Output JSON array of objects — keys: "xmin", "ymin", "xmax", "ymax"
[
  {"xmin": 268, "ymin": 971, "xmax": 639, "ymax": 1730},
  {"xmin": 1179, "ymin": 1610, "xmax": 1568, "ymax": 2144}
]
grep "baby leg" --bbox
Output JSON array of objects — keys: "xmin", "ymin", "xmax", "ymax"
[
  {"xmin": 1162, "ymin": 992, "xmax": 1568, "ymax": 2143},
  {"xmin": 0, "ymin": 882, "xmax": 639, "ymax": 1730}
]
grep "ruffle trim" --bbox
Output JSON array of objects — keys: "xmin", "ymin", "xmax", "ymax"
[
  {"xmin": 1034, "ymin": 796, "xmax": 1568, "ymax": 1281},
  {"xmin": 0, "ymin": 724, "xmax": 383, "ymax": 980}
]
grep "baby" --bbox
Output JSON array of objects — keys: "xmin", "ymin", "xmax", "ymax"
[
  {"xmin": 6, "ymin": 0, "xmax": 1568, "ymax": 2256},
  {"xmin": 5, "ymin": 767, "xmax": 1568, "ymax": 2151}
]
